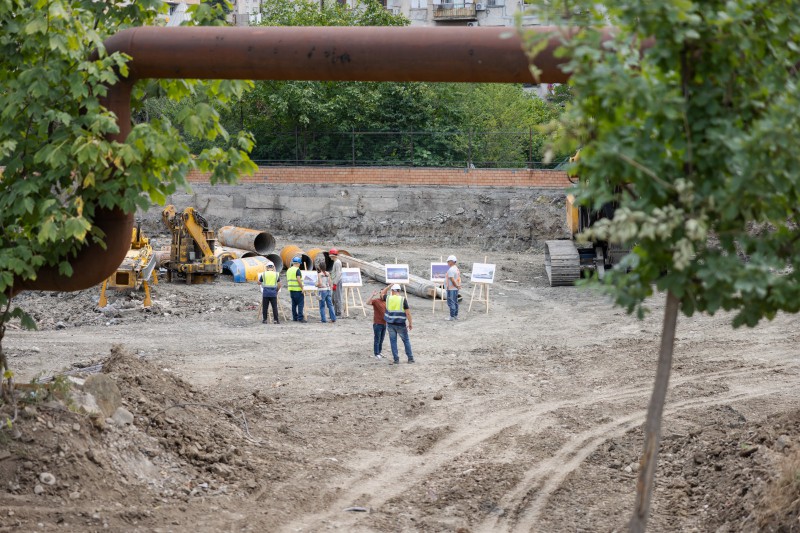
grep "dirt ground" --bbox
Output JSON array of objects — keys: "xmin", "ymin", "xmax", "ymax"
[{"xmin": 2, "ymin": 238, "xmax": 800, "ymax": 532}]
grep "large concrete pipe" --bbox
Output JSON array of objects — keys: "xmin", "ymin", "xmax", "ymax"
[
  {"xmin": 307, "ymin": 248, "xmax": 331, "ymax": 271},
  {"xmin": 214, "ymin": 245, "xmax": 259, "ymax": 263},
  {"xmin": 265, "ymin": 253, "xmax": 283, "ymax": 272},
  {"xmin": 223, "ymin": 256, "xmax": 272, "ymax": 283},
  {"xmin": 280, "ymin": 245, "xmax": 312, "ymax": 271},
  {"xmin": 18, "ymin": 26, "xmax": 581, "ymax": 295},
  {"xmin": 217, "ymin": 226, "xmax": 276, "ymax": 255}
]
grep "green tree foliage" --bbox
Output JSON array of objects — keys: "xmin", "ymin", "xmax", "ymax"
[
  {"xmin": 0, "ymin": 0, "xmax": 256, "ymax": 386},
  {"xmin": 524, "ymin": 1, "xmax": 800, "ymax": 529},
  {"xmin": 260, "ymin": 0, "xmax": 407, "ymax": 26},
  {"xmin": 533, "ymin": 0, "xmax": 800, "ymax": 325}
]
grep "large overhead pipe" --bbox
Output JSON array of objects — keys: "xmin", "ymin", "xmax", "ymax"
[{"xmin": 17, "ymin": 26, "xmax": 572, "ymax": 296}]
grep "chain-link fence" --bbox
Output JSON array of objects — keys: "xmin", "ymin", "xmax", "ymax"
[{"xmin": 249, "ymin": 130, "xmax": 566, "ymax": 169}]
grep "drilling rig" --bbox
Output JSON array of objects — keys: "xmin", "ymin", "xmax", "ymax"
[
  {"xmin": 543, "ymin": 152, "xmax": 628, "ymax": 286},
  {"xmin": 98, "ymin": 222, "xmax": 158, "ymax": 307},
  {"xmin": 161, "ymin": 205, "xmax": 220, "ymax": 284}
]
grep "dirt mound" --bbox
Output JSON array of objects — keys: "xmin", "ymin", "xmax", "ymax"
[
  {"xmin": 0, "ymin": 346, "xmax": 275, "ymax": 531},
  {"xmin": 541, "ymin": 404, "xmax": 800, "ymax": 532}
]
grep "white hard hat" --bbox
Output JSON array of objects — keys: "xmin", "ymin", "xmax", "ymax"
[
  {"xmin": 265, "ymin": 261, "xmax": 275, "ymax": 268},
  {"xmin": 447, "ymin": 255, "xmax": 457, "ymax": 262},
  {"xmin": 391, "ymin": 284, "xmax": 401, "ymax": 291}
]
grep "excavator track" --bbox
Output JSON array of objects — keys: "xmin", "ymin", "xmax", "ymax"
[{"xmin": 544, "ymin": 240, "xmax": 581, "ymax": 286}]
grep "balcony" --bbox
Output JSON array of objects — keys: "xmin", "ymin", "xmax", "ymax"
[{"xmin": 432, "ymin": 2, "xmax": 477, "ymax": 21}]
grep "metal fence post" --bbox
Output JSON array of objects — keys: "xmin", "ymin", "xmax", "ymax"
[
  {"xmin": 529, "ymin": 127, "xmax": 533, "ymax": 168},
  {"xmin": 352, "ymin": 128, "xmax": 356, "ymax": 166},
  {"xmin": 410, "ymin": 127, "xmax": 414, "ymax": 167},
  {"xmin": 468, "ymin": 129, "xmax": 473, "ymax": 168}
]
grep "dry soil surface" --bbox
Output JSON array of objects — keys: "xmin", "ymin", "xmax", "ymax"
[{"xmin": 2, "ymin": 241, "xmax": 799, "ymax": 532}]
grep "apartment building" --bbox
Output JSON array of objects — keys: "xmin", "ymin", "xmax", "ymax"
[
  {"xmin": 226, "ymin": 0, "xmax": 535, "ymax": 28},
  {"xmin": 389, "ymin": 0, "xmax": 532, "ymax": 28}
]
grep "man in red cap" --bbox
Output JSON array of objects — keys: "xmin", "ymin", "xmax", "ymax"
[{"xmin": 329, "ymin": 248, "xmax": 343, "ymax": 317}]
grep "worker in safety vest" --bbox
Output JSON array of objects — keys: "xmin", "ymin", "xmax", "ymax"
[
  {"xmin": 383, "ymin": 284, "xmax": 414, "ymax": 365},
  {"xmin": 286, "ymin": 256, "xmax": 307, "ymax": 323},
  {"xmin": 257, "ymin": 261, "xmax": 281, "ymax": 324}
]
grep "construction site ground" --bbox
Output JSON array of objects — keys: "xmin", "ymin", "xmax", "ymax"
[{"xmin": 3, "ymin": 240, "xmax": 800, "ymax": 532}]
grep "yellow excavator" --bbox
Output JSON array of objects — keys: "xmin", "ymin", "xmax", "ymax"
[
  {"xmin": 98, "ymin": 222, "xmax": 158, "ymax": 307},
  {"xmin": 161, "ymin": 205, "xmax": 221, "ymax": 284},
  {"xmin": 544, "ymin": 152, "xmax": 628, "ymax": 286}
]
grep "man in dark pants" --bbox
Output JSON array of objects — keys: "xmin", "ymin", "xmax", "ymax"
[
  {"xmin": 368, "ymin": 285, "xmax": 389, "ymax": 359},
  {"xmin": 257, "ymin": 261, "xmax": 281, "ymax": 324},
  {"xmin": 444, "ymin": 254, "xmax": 461, "ymax": 321},
  {"xmin": 384, "ymin": 284, "xmax": 414, "ymax": 364},
  {"xmin": 286, "ymin": 256, "xmax": 306, "ymax": 323}
]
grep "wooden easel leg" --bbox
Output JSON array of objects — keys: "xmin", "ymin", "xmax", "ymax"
[
  {"xmin": 485, "ymin": 285, "xmax": 490, "ymax": 313},
  {"xmin": 345, "ymin": 288, "xmax": 351, "ymax": 317},
  {"xmin": 468, "ymin": 284, "xmax": 478, "ymax": 312},
  {"xmin": 278, "ymin": 297, "xmax": 288, "ymax": 322}
]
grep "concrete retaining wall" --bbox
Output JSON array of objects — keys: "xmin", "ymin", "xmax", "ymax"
[{"xmin": 140, "ymin": 167, "xmax": 571, "ymax": 250}]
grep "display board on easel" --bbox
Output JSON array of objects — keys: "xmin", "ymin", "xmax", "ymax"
[
  {"xmin": 468, "ymin": 260, "xmax": 495, "ymax": 313},
  {"xmin": 430, "ymin": 261, "xmax": 448, "ymax": 314},
  {"xmin": 384, "ymin": 262, "xmax": 409, "ymax": 298},
  {"xmin": 341, "ymin": 268, "xmax": 366, "ymax": 317},
  {"xmin": 300, "ymin": 270, "xmax": 319, "ymax": 317}
]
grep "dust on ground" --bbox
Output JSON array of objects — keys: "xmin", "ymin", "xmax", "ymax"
[{"xmin": 2, "ymin": 239, "xmax": 799, "ymax": 532}]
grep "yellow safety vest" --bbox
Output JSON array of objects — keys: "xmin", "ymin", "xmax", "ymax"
[
  {"xmin": 287, "ymin": 266, "xmax": 302, "ymax": 291},
  {"xmin": 384, "ymin": 294, "xmax": 406, "ymax": 325},
  {"xmin": 260, "ymin": 270, "xmax": 278, "ymax": 288}
]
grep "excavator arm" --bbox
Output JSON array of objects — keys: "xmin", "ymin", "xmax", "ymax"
[{"xmin": 182, "ymin": 207, "xmax": 215, "ymax": 262}]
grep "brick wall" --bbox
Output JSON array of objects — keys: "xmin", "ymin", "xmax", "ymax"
[{"xmin": 187, "ymin": 166, "xmax": 570, "ymax": 188}]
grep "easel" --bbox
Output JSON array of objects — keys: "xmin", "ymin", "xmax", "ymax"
[
  {"xmin": 431, "ymin": 256, "xmax": 446, "ymax": 314},
  {"xmin": 468, "ymin": 255, "xmax": 491, "ymax": 314},
  {"xmin": 303, "ymin": 289, "xmax": 319, "ymax": 318},
  {"xmin": 344, "ymin": 285, "xmax": 367, "ymax": 317},
  {"xmin": 432, "ymin": 284, "xmax": 446, "ymax": 313}
]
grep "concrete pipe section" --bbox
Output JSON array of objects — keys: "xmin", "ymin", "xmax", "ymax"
[
  {"xmin": 17, "ymin": 26, "xmax": 585, "ymax": 295},
  {"xmin": 217, "ymin": 226, "xmax": 276, "ymax": 255},
  {"xmin": 280, "ymin": 245, "xmax": 312, "ymax": 271},
  {"xmin": 265, "ymin": 253, "xmax": 283, "ymax": 273},
  {"xmin": 307, "ymin": 248, "xmax": 331, "ymax": 271}
]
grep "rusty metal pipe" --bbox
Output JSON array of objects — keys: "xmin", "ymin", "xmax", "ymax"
[
  {"xmin": 21, "ymin": 26, "xmax": 572, "ymax": 295},
  {"xmin": 11, "ymin": 208, "xmax": 133, "ymax": 296},
  {"xmin": 105, "ymin": 26, "xmax": 549, "ymax": 82},
  {"xmin": 101, "ymin": 26, "xmax": 570, "ymax": 140},
  {"xmin": 217, "ymin": 226, "xmax": 276, "ymax": 255}
]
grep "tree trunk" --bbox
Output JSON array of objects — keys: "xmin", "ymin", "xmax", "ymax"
[
  {"xmin": 0, "ymin": 299, "xmax": 9, "ymax": 401},
  {"xmin": 629, "ymin": 291, "xmax": 680, "ymax": 533}
]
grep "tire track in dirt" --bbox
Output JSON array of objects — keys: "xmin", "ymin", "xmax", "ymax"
[
  {"xmin": 282, "ymin": 363, "xmax": 794, "ymax": 531},
  {"xmin": 479, "ymin": 380, "xmax": 799, "ymax": 533}
]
